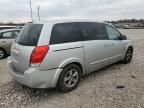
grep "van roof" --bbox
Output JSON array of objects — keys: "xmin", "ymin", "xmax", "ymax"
[
  {"xmin": 34, "ymin": 18, "xmax": 105, "ymax": 24},
  {"xmin": 33, "ymin": 18, "xmax": 114, "ymax": 28}
]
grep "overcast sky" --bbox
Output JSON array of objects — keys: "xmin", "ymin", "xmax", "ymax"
[{"xmin": 0, "ymin": 0, "xmax": 144, "ymax": 22}]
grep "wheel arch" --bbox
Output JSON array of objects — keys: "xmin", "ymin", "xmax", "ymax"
[
  {"xmin": 58, "ymin": 58, "xmax": 85, "ymax": 75},
  {"xmin": 128, "ymin": 46, "xmax": 133, "ymax": 52},
  {"xmin": 125, "ymin": 43, "xmax": 134, "ymax": 54},
  {"xmin": 56, "ymin": 59, "xmax": 84, "ymax": 92},
  {"xmin": 122, "ymin": 44, "xmax": 134, "ymax": 60},
  {"xmin": 0, "ymin": 47, "xmax": 7, "ymax": 54},
  {"xmin": 125, "ymin": 45, "xmax": 134, "ymax": 55}
]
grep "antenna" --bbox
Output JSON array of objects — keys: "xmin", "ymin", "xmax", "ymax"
[
  {"xmin": 30, "ymin": 0, "xmax": 33, "ymax": 22},
  {"xmin": 37, "ymin": 6, "xmax": 40, "ymax": 21}
]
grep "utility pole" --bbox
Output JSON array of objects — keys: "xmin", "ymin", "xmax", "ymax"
[
  {"xmin": 37, "ymin": 6, "xmax": 40, "ymax": 21},
  {"xmin": 30, "ymin": 0, "xmax": 33, "ymax": 22}
]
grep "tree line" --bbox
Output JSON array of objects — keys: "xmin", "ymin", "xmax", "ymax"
[{"xmin": 107, "ymin": 19, "xmax": 144, "ymax": 24}]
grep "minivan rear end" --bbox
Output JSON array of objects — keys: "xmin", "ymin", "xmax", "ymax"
[
  {"xmin": 7, "ymin": 23, "xmax": 59, "ymax": 88},
  {"xmin": 11, "ymin": 24, "xmax": 43, "ymax": 74}
]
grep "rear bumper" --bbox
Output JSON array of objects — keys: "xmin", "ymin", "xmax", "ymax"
[{"xmin": 7, "ymin": 57, "xmax": 63, "ymax": 88}]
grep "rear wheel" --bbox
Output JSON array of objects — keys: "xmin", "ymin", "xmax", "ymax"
[
  {"xmin": 122, "ymin": 47, "xmax": 133, "ymax": 63},
  {"xmin": 57, "ymin": 64, "xmax": 81, "ymax": 92},
  {"xmin": 0, "ymin": 49, "xmax": 6, "ymax": 59}
]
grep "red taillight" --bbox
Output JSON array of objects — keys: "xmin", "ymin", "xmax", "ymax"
[{"xmin": 30, "ymin": 45, "xmax": 49, "ymax": 65}]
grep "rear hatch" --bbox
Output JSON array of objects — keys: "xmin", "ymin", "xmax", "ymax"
[{"xmin": 11, "ymin": 23, "xmax": 43, "ymax": 73}]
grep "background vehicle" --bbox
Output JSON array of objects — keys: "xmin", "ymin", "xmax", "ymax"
[
  {"xmin": 16, "ymin": 26, "xmax": 23, "ymax": 29},
  {"xmin": 7, "ymin": 20, "xmax": 133, "ymax": 92},
  {"xmin": 0, "ymin": 29, "xmax": 20, "ymax": 59},
  {"xmin": 0, "ymin": 25, "xmax": 16, "ymax": 30}
]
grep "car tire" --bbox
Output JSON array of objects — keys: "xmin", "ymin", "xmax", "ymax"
[
  {"xmin": 57, "ymin": 64, "xmax": 81, "ymax": 92},
  {"xmin": 0, "ymin": 49, "xmax": 6, "ymax": 59},
  {"xmin": 122, "ymin": 47, "xmax": 133, "ymax": 64}
]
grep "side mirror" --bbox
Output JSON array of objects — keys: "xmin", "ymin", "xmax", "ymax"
[
  {"xmin": 118, "ymin": 35, "xmax": 123, "ymax": 40},
  {"xmin": 122, "ymin": 35, "xmax": 127, "ymax": 40}
]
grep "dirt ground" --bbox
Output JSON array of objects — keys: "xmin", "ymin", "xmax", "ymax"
[{"xmin": 0, "ymin": 29, "xmax": 144, "ymax": 108}]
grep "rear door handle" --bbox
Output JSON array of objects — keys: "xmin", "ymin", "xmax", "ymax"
[
  {"xmin": 104, "ymin": 44, "xmax": 109, "ymax": 47},
  {"xmin": 104, "ymin": 43, "xmax": 114, "ymax": 47},
  {"xmin": 109, "ymin": 43, "xmax": 114, "ymax": 46}
]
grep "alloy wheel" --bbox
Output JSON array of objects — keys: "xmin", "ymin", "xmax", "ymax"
[
  {"xmin": 64, "ymin": 69, "xmax": 79, "ymax": 88},
  {"xmin": 0, "ymin": 50, "xmax": 4, "ymax": 59},
  {"xmin": 126, "ymin": 49, "xmax": 133, "ymax": 62}
]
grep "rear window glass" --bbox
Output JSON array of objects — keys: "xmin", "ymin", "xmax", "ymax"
[{"xmin": 16, "ymin": 24, "xmax": 43, "ymax": 46}]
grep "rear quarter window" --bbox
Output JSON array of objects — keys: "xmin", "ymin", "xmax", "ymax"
[
  {"xmin": 50, "ymin": 22, "xmax": 82, "ymax": 44},
  {"xmin": 16, "ymin": 24, "xmax": 43, "ymax": 46}
]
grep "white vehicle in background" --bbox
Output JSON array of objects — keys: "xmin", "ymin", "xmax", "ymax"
[
  {"xmin": 0, "ymin": 29, "xmax": 20, "ymax": 59},
  {"xmin": 0, "ymin": 25, "xmax": 16, "ymax": 30}
]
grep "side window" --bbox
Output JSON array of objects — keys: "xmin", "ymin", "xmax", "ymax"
[
  {"xmin": 11, "ymin": 31, "xmax": 19, "ymax": 38},
  {"xmin": 106, "ymin": 25, "xmax": 121, "ymax": 40},
  {"xmin": 78, "ymin": 22, "xmax": 108, "ymax": 40},
  {"xmin": 1, "ymin": 32, "xmax": 13, "ymax": 38},
  {"xmin": 50, "ymin": 23, "xmax": 82, "ymax": 44}
]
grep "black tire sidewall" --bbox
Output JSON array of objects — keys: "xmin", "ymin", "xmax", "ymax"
[
  {"xmin": 123, "ymin": 48, "xmax": 133, "ymax": 63},
  {"xmin": 57, "ymin": 64, "xmax": 81, "ymax": 92}
]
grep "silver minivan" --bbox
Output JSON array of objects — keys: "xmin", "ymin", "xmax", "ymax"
[{"xmin": 7, "ymin": 19, "xmax": 133, "ymax": 92}]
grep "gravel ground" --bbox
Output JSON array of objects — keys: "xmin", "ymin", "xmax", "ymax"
[{"xmin": 0, "ymin": 29, "xmax": 144, "ymax": 108}]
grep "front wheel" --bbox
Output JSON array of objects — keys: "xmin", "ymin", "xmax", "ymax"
[
  {"xmin": 122, "ymin": 47, "xmax": 133, "ymax": 63},
  {"xmin": 57, "ymin": 64, "xmax": 81, "ymax": 92}
]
